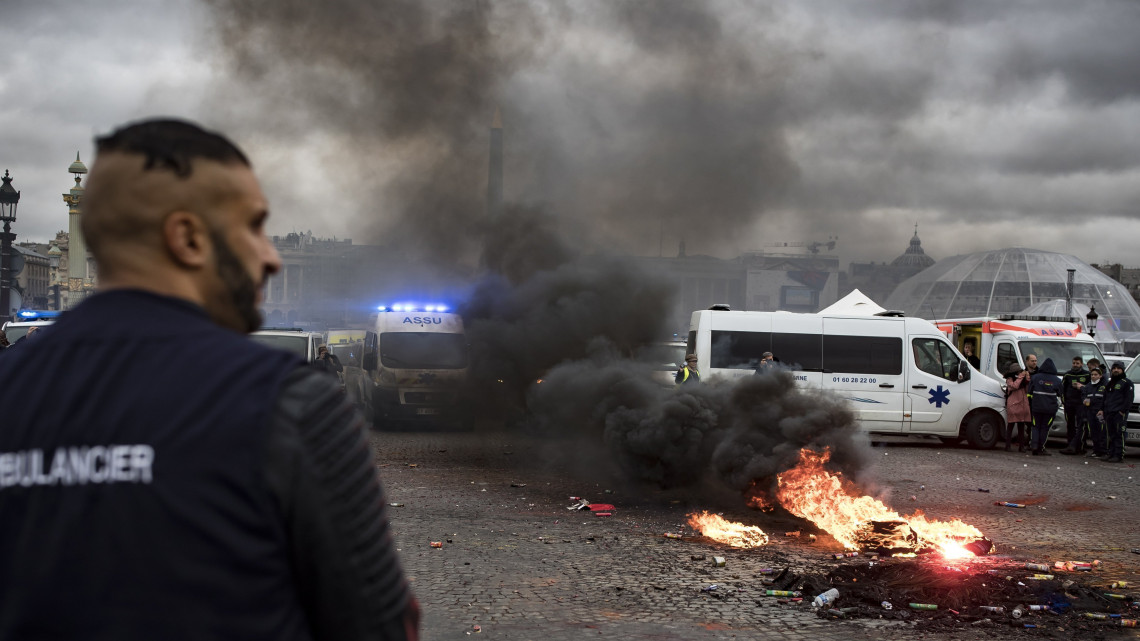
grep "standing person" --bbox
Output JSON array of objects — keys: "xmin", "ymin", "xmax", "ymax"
[
  {"xmin": 312, "ymin": 343, "xmax": 343, "ymax": 377},
  {"xmin": 0, "ymin": 329, "xmax": 8, "ymax": 351},
  {"xmin": 754, "ymin": 351, "xmax": 775, "ymax": 375},
  {"xmin": 963, "ymin": 342, "xmax": 981, "ymax": 370},
  {"xmin": 1025, "ymin": 353, "xmax": 1039, "ymax": 376},
  {"xmin": 0, "ymin": 119, "xmax": 418, "ymax": 640},
  {"xmin": 1082, "ymin": 366, "xmax": 1109, "ymax": 459},
  {"xmin": 1060, "ymin": 356, "xmax": 1091, "ymax": 455},
  {"xmin": 1004, "ymin": 365, "xmax": 1032, "ymax": 452},
  {"xmin": 1027, "ymin": 357, "xmax": 1062, "ymax": 456},
  {"xmin": 1102, "ymin": 361, "xmax": 1134, "ymax": 463},
  {"xmin": 676, "ymin": 353, "xmax": 701, "ymax": 385}
]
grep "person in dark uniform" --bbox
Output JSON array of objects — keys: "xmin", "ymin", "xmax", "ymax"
[
  {"xmin": 1103, "ymin": 361, "xmax": 1134, "ymax": 463},
  {"xmin": 754, "ymin": 351, "xmax": 775, "ymax": 375},
  {"xmin": 676, "ymin": 353, "xmax": 701, "ymax": 385},
  {"xmin": 1027, "ymin": 357, "xmax": 1062, "ymax": 456},
  {"xmin": 312, "ymin": 343, "xmax": 344, "ymax": 377},
  {"xmin": 1081, "ymin": 366, "xmax": 1108, "ymax": 458},
  {"xmin": 1060, "ymin": 356, "xmax": 1090, "ymax": 454},
  {"xmin": 0, "ymin": 119, "xmax": 419, "ymax": 640},
  {"xmin": 962, "ymin": 341, "xmax": 981, "ymax": 370}
]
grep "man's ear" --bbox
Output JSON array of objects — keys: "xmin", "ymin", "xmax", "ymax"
[{"xmin": 163, "ymin": 211, "xmax": 211, "ymax": 268}]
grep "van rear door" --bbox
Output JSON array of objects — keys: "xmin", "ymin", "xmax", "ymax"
[{"xmin": 821, "ymin": 318, "xmax": 906, "ymax": 431}]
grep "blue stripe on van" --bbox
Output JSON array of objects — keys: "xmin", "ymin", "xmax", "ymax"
[
  {"xmin": 978, "ymin": 390, "xmax": 1002, "ymax": 399},
  {"xmin": 847, "ymin": 397, "xmax": 887, "ymax": 404}
]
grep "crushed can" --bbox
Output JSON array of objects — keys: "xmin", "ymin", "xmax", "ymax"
[
  {"xmin": 1121, "ymin": 619, "xmax": 1138, "ymax": 627},
  {"xmin": 1025, "ymin": 563, "xmax": 1050, "ymax": 572},
  {"xmin": 909, "ymin": 603, "xmax": 938, "ymax": 610},
  {"xmin": 757, "ymin": 568, "xmax": 775, "ymax": 575},
  {"xmin": 881, "ymin": 601, "xmax": 893, "ymax": 610},
  {"xmin": 1085, "ymin": 613, "xmax": 1109, "ymax": 620},
  {"xmin": 765, "ymin": 590, "xmax": 799, "ymax": 597},
  {"xmin": 663, "ymin": 533, "xmax": 682, "ymax": 539},
  {"xmin": 430, "ymin": 541, "xmax": 443, "ymax": 548},
  {"xmin": 1027, "ymin": 574, "xmax": 1054, "ymax": 580},
  {"xmin": 1105, "ymin": 593, "xmax": 1127, "ymax": 600},
  {"xmin": 1028, "ymin": 605, "xmax": 1050, "ymax": 611},
  {"xmin": 1112, "ymin": 581, "xmax": 1129, "ymax": 589},
  {"xmin": 712, "ymin": 556, "xmax": 726, "ymax": 567},
  {"xmin": 1011, "ymin": 605, "xmax": 1026, "ymax": 619}
]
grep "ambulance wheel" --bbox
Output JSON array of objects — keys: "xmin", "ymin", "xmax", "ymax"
[{"xmin": 964, "ymin": 413, "xmax": 999, "ymax": 449}]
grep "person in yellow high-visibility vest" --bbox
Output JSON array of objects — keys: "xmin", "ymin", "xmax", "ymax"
[{"xmin": 675, "ymin": 353, "xmax": 701, "ymax": 386}]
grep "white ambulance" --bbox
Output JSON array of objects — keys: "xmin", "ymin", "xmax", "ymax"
[
  {"xmin": 358, "ymin": 303, "xmax": 469, "ymax": 428},
  {"xmin": 934, "ymin": 316, "xmax": 1105, "ymax": 438},
  {"xmin": 686, "ymin": 304, "xmax": 1008, "ymax": 448}
]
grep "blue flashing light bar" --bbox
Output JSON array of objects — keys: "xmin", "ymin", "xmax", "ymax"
[
  {"xmin": 16, "ymin": 310, "xmax": 61, "ymax": 320},
  {"xmin": 377, "ymin": 303, "xmax": 450, "ymax": 313}
]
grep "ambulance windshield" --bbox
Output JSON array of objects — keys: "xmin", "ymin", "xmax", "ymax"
[
  {"xmin": 380, "ymin": 332, "xmax": 468, "ymax": 369},
  {"xmin": 1018, "ymin": 341, "xmax": 1104, "ymax": 371}
]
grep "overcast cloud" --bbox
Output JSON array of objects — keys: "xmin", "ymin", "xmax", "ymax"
[{"xmin": 2, "ymin": 0, "xmax": 1138, "ymax": 268}]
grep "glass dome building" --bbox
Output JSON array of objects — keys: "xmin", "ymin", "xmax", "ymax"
[{"xmin": 885, "ymin": 248, "xmax": 1140, "ymax": 352}]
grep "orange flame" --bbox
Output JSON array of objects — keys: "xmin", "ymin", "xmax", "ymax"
[
  {"xmin": 775, "ymin": 449, "xmax": 984, "ymax": 557},
  {"xmin": 686, "ymin": 511, "xmax": 770, "ymax": 548}
]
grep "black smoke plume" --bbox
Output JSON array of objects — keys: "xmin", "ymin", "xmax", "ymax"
[{"xmin": 200, "ymin": 0, "xmax": 874, "ymax": 498}]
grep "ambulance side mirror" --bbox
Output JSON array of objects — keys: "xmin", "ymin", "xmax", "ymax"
[{"xmin": 958, "ymin": 360, "xmax": 971, "ymax": 383}]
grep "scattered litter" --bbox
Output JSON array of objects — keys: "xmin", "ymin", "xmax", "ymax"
[
  {"xmin": 812, "ymin": 588, "xmax": 839, "ymax": 608},
  {"xmin": 471, "ymin": 624, "xmax": 481, "ymax": 633},
  {"xmin": 663, "ymin": 533, "xmax": 682, "ymax": 539},
  {"xmin": 701, "ymin": 584, "xmax": 719, "ymax": 592},
  {"xmin": 808, "ymin": 534, "xmax": 817, "ymax": 542},
  {"xmin": 594, "ymin": 512, "xmax": 611, "ymax": 517},
  {"xmin": 691, "ymin": 554, "xmax": 706, "ymax": 561},
  {"xmin": 908, "ymin": 495, "xmax": 917, "ymax": 501},
  {"xmin": 1107, "ymin": 495, "xmax": 1117, "ymax": 500},
  {"xmin": 994, "ymin": 501, "xmax": 1027, "ymax": 508},
  {"xmin": 1112, "ymin": 581, "xmax": 1129, "ymax": 589},
  {"xmin": 977, "ymin": 488, "xmax": 991, "ymax": 493},
  {"xmin": 1025, "ymin": 563, "xmax": 1050, "ymax": 571},
  {"xmin": 881, "ymin": 601, "xmax": 892, "ymax": 610},
  {"xmin": 407, "ymin": 463, "xmax": 417, "ymax": 468},
  {"xmin": 388, "ymin": 503, "xmax": 404, "ymax": 507},
  {"xmin": 784, "ymin": 531, "xmax": 801, "ymax": 538},
  {"xmin": 587, "ymin": 503, "xmax": 615, "ymax": 512},
  {"xmin": 766, "ymin": 590, "xmax": 799, "ymax": 597},
  {"xmin": 832, "ymin": 552, "xmax": 859, "ymax": 559},
  {"xmin": 510, "ymin": 483, "xmax": 526, "ymax": 488},
  {"xmin": 430, "ymin": 541, "xmax": 443, "ymax": 548},
  {"xmin": 909, "ymin": 603, "xmax": 937, "ymax": 610},
  {"xmin": 566, "ymin": 499, "xmax": 590, "ymax": 511},
  {"xmin": 712, "ymin": 556, "xmax": 726, "ymax": 567}
]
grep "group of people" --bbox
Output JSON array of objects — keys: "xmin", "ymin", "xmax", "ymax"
[
  {"xmin": 674, "ymin": 350, "xmax": 776, "ymax": 385},
  {"xmin": 1003, "ymin": 354, "xmax": 1134, "ymax": 462}
]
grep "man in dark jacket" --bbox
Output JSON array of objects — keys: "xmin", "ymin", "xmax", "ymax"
[
  {"xmin": 0, "ymin": 119, "xmax": 418, "ymax": 640},
  {"xmin": 1081, "ymin": 367, "xmax": 1108, "ymax": 458},
  {"xmin": 1027, "ymin": 357, "xmax": 1062, "ymax": 456},
  {"xmin": 1060, "ymin": 356, "xmax": 1090, "ymax": 454},
  {"xmin": 312, "ymin": 344, "xmax": 344, "ymax": 377},
  {"xmin": 1103, "ymin": 361, "xmax": 1134, "ymax": 463}
]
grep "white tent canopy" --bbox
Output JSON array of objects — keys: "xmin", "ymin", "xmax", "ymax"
[{"xmin": 819, "ymin": 289, "xmax": 888, "ymax": 316}]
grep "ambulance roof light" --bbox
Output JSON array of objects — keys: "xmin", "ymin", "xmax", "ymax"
[
  {"xmin": 15, "ymin": 309, "xmax": 61, "ymax": 320},
  {"xmin": 378, "ymin": 303, "xmax": 450, "ymax": 313}
]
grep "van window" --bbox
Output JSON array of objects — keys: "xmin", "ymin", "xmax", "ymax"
[
  {"xmin": 912, "ymin": 338, "xmax": 960, "ymax": 380},
  {"xmin": 772, "ymin": 332, "xmax": 822, "ymax": 371},
  {"xmin": 996, "ymin": 342, "xmax": 1018, "ymax": 377},
  {"xmin": 687, "ymin": 331, "xmax": 697, "ymax": 360},
  {"xmin": 711, "ymin": 331, "xmax": 772, "ymax": 369},
  {"xmin": 822, "ymin": 336, "xmax": 902, "ymax": 375}
]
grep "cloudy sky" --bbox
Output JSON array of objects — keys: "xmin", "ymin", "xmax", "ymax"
[{"xmin": 2, "ymin": 0, "xmax": 1139, "ymax": 269}]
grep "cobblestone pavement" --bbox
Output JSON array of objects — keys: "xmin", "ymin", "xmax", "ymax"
[{"xmin": 369, "ymin": 429, "xmax": 1140, "ymax": 641}]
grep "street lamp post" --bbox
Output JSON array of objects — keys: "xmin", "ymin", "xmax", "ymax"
[
  {"xmin": 1086, "ymin": 304, "xmax": 1098, "ymax": 339},
  {"xmin": 0, "ymin": 169, "xmax": 21, "ymax": 325}
]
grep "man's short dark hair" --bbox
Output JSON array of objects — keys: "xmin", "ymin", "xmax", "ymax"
[{"xmin": 95, "ymin": 118, "xmax": 249, "ymax": 178}]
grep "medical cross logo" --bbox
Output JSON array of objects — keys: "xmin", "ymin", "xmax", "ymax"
[{"xmin": 928, "ymin": 385, "xmax": 950, "ymax": 408}]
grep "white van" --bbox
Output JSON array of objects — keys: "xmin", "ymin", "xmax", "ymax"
[
  {"xmin": 687, "ymin": 307, "xmax": 1008, "ymax": 448},
  {"xmin": 359, "ymin": 304, "xmax": 469, "ymax": 428}
]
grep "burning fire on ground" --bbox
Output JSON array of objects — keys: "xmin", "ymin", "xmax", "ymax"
[
  {"xmin": 688, "ymin": 448, "xmax": 991, "ymax": 558},
  {"xmin": 686, "ymin": 511, "xmax": 769, "ymax": 548}
]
